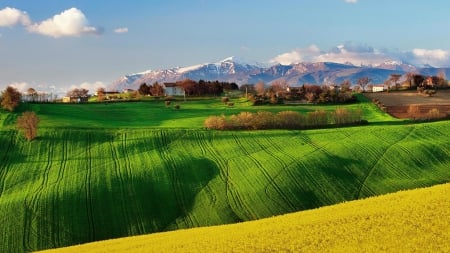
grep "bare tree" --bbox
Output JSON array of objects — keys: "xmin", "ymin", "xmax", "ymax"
[
  {"xmin": 138, "ymin": 83, "xmax": 150, "ymax": 95},
  {"xmin": 151, "ymin": 82, "xmax": 164, "ymax": 97},
  {"xmin": 67, "ymin": 88, "xmax": 89, "ymax": 102},
  {"xmin": 405, "ymin": 72, "xmax": 416, "ymax": 89},
  {"xmin": 357, "ymin": 77, "xmax": 371, "ymax": 92},
  {"xmin": 388, "ymin": 74, "xmax": 402, "ymax": 90},
  {"xmin": 437, "ymin": 70, "xmax": 447, "ymax": 88},
  {"xmin": 340, "ymin": 80, "xmax": 352, "ymax": 92},
  {"xmin": 27, "ymin": 88, "xmax": 37, "ymax": 102},
  {"xmin": 17, "ymin": 111, "xmax": 40, "ymax": 141},
  {"xmin": 270, "ymin": 78, "xmax": 288, "ymax": 96},
  {"xmin": 255, "ymin": 81, "xmax": 266, "ymax": 96},
  {"xmin": 1, "ymin": 86, "xmax": 22, "ymax": 111},
  {"xmin": 96, "ymin": 87, "xmax": 105, "ymax": 102},
  {"xmin": 178, "ymin": 79, "xmax": 197, "ymax": 96}
]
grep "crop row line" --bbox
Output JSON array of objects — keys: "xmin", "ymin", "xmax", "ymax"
[
  {"xmin": 156, "ymin": 131, "xmax": 196, "ymax": 229},
  {"xmin": 0, "ymin": 131, "xmax": 16, "ymax": 198},
  {"xmin": 85, "ymin": 132, "xmax": 95, "ymax": 240},
  {"xmin": 356, "ymin": 126, "xmax": 417, "ymax": 199}
]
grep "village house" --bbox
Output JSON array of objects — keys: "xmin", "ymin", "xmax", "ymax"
[
  {"xmin": 123, "ymin": 89, "xmax": 135, "ymax": 93},
  {"xmin": 62, "ymin": 96, "xmax": 89, "ymax": 103},
  {"xmin": 163, "ymin": 83, "xmax": 185, "ymax": 96},
  {"xmin": 372, "ymin": 85, "xmax": 385, "ymax": 92}
]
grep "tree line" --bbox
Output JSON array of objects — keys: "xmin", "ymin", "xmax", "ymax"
[
  {"xmin": 137, "ymin": 79, "xmax": 239, "ymax": 97},
  {"xmin": 242, "ymin": 79, "xmax": 357, "ymax": 105}
]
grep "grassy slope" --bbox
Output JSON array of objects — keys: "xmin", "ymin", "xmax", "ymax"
[
  {"xmin": 0, "ymin": 122, "xmax": 449, "ymax": 252},
  {"xmin": 0, "ymin": 97, "xmax": 448, "ymax": 252},
  {"xmin": 4, "ymin": 95, "xmax": 396, "ymax": 129},
  {"xmin": 39, "ymin": 183, "xmax": 450, "ymax": 253}
]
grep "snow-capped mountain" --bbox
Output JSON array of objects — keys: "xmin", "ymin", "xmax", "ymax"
[
  {"xmin": 110, "ymin": 57, "xmax": 262, "ymax": 91},
  {"xmin": 110, "ymin": 57, "xmax": 450, "ymax": 90}
]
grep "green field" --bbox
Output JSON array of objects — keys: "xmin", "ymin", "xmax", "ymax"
[
  {"xmin": 0, "ymin": 97, "xmax": 449, "ymax": 252},
  {"xmin": 2, "ymin": 95, "xmax": 396, "ymax": 129}
]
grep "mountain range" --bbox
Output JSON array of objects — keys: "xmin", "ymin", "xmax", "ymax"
[{"xmin": 110, "ymin": 57, "xmax": 450, "ymax": 90}]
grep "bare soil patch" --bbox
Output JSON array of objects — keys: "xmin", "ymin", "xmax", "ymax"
[{"xmin": 364, "ymin": 90, "xmax": 450, "ymax": 118}]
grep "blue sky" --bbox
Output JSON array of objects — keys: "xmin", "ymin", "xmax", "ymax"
[{"xmin": 1, "ymin": 0, "xmax": 450, "ymax": 93}]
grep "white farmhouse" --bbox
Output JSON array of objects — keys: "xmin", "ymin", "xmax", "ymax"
[
  {"xmin": 372, "ymin": 85, "xmax": 384, "ymax": 92},
  {"xmin": 164, "ymin": 83, "xmax": 185, "ymax": 96}
]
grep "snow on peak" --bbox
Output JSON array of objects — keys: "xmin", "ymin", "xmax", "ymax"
[
  {"xmin": 379, "ymin": 60, "xmax": 403, "ymax": 66},
  {"xmin": 128, "ymin": 69, "xmax": 153, "ymax": 76},
  {"xmin": 220, "ymin": 56, "xmax": 245, "ymax": 64},
  {"xmin": 176, "ymin": 64, "xmax": 205, "ymax": 74},
  {"xmin": 220, "ymin": 56, "xmax": 268, "ymax": 68}
]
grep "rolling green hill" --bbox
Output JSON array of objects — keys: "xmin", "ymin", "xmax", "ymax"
[
  {"xmin": 39, "ymin": 183, "xmax": 450, "ymax": 253},
  {"xmin": 0, "ymin": 121, "xmax": 449, "ymax": 252},
  {"xmin": 0, "ymin": 97, "xmax": 448, "ymax": 252}
]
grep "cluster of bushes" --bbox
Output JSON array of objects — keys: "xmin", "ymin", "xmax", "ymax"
[
  {"xmin": 164, "ymin": 97, "xmax": 180, "ymax": 109},
  {"xmin": 372, "ymin": 98, "xmax": 387, "ymax": 112},
  {"xmin": 221, "ymin": 97, "xmax": 234, "ymax": 107},
  {"xmin": 204, "ymin": 108, "xmax": 364, "ymax": 130}
]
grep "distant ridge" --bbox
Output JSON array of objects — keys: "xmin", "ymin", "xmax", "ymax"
[{"xmin": 110, "ymin": 57, "xmax": 450, "ymax": 91}]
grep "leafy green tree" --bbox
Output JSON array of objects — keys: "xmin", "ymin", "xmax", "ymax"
[
  {"xmin": 1, "ymin": 86, "xmax": 22, "ymax": 111},
  {"xmin": 16, "ymin": 111, "xmax": 40, "ymax": 141}
]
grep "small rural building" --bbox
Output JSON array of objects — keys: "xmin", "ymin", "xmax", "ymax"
[
  {"xmin": 62, "ymin": 97, "xmax": 71, "ymax": 103},
  {"xmin": 62, "ymin": 96, "xmax": 89, "ymax": 103},
  {"xmin": 123, "ymin": 89, "xmax": 135, "ymax": 93},
  {"xmin": 372, "ymin": 85, "xmax": 384, "ymax": 92},
  {"xmin": 164, "ymin": 83, "xmax": 185, "ymax": 96}
]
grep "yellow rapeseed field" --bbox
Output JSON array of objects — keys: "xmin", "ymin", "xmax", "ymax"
[{"xmin": 40, "ymin": 183, "xmax": 450, "ymax": 253}]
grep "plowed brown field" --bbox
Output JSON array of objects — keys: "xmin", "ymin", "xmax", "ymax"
[{"xmin": 364, "ymin": 90, "xmax": 450, "ymax": 118}]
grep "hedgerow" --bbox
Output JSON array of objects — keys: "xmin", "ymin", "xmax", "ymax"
[{"xmin": 204, "ymin": 108, "xmax": 364, "ymax": 130}]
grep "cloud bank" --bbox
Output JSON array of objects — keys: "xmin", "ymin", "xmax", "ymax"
[
  {"xmin": 270, "ymin": 42, "xmax": 450, "ymax": 67},
  {"xmin": 344, "ymin": 0, "xmax": 358, "ymax": 3},
  {"xmin": 0, "ymin": 6, "xmax": 102, "ymax": 38}
]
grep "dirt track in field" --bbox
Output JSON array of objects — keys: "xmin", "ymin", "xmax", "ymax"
[{"xmin": 364, "ymin": 91, "xmax": 450, "ymax": 118}]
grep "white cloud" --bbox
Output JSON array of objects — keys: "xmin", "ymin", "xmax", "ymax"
[
  {"xmin": 270, "ymin": 43, "xmax": 450, "ymax": 67},
  {"xmin": 70, "ymin": 81, "xmax": 106, "ymax": 93},
  {"xmin": 270, "ymin": 43, "xmax": 390, "ymax": 66},
  {"xmin": 404, "ymin": 48, "xmax": 450, "ymax": 67},
  {"xmin": 270, "ymin": 45, "xmax": 321, "ymax": 65},
  {"xmin": 0, "ymin": 7, "xmax": 31, "ymax": 27},
  {"xmin": 412, "ymin": 48, "xmax": 448, "ymax": 60},
  {"xmin": 8, "ymin": 82, "xmax": 30, "ymax": 92},
  {"xmin": 114, "ymin": 27, "xmax": 128, "ymax": 34},
  {"xmin": 344, "ymin": 0, "xmax": 358, "ymax": 3},
  {"xmin": 27, "ymin": 8, "xmax": 100, "ymax": 38}
]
